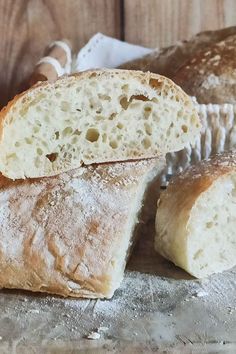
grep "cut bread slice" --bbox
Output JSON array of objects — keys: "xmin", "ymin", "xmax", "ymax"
[
  {"xmin": 155, "ymin": 152, "xmax": 236, "ymax": 278},
  {"xmin": 0, "ymin": 69, "xmax": 200, "ymax": 179},
  {"xmin": 0, "ymin": 158, "xmax": 165, "ymax": 298}
]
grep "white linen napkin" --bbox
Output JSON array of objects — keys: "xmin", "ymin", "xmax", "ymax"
[{"xmin": 75, "ymin": 32, "xmax": 154, "ymax": 71}]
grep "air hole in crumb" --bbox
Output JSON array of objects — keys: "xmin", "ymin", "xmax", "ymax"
[
  {"xmin": 117, "ymin": 122, "xmax": 123, "ymax": 129},
  {"xmin": 98, "ymin": 94, "xmax": 111, "ymax": 101},
  {"xmin": 130, "ymin": 94, "xmax": 149, "ymax": 102},
  {"xmin": 55, "ymin": 131, "xmax": 60, "ymax": 140},
  {"xmin": 71, "ymin": 137, "xmax": 78, "ymax": 144},
  {"xmin": 95, "ymin": 115, "xmax": 104, "ymax": 121},
  {"xmin": 73, "ymin": 129, "xmax": 81, "ymax": 136},
  {"xmin": 193, "ymin": 249, "xmax": 203, "ymax": 260},
  {"xmin": 102, "ymin": 133, "xmax": 107, "ymax": 143},
  {"xmin": 120, "ymin": 96, "xmax": 129, "ymax": 110},
  {"xmin": 191, "ymin": 114, "xmax": 196, "ymax": 123},
  {"xmin": 122, "ymin": 84, "xmax": 129, "ymax": 92},
  {"xmin": 144, "ymin": 106, "xmax": 152, "ymax": 112},
  {"xmin": 144, "ymin": 123, "xmax": 152, "ymax": 135},
  {"xmin": 25, "ymin": 137, "xmax": 33, "ymax": 144},
  {"xmin": 6, "ymin": 153, "xmax": 17, "ymax": 160},
  {"xmin": 19, "ymin": 107, "xmax": 29, "ymax": 116},
  {"xmin": 149, "ymin": 78, "xmax": 163, "ymax": 90},
  {"xmin": 120, "ymin": 94, "xmax": 149, "ymax": 110},
  {"xmin": 35, "ymin": 157, "xmax": 40, "ymax": 168},
  {"xmin": 37, "ymin": 148, "xmax": 43, "ymax": 156},
  {"xmin": 62, "ymin": 127, "xmax": 73, "ymax": 137},
  {"xmin": 76, "ymin": 108, "xmax": 81, "ymax": 112},
  {"xmin": 86, "ymin": 128, "xmax": 100, "ymax": 142},
  {"xmin": 206, "ymin": 221, "xmax": 213, "ymax": 228},
  {"xmin": 15, "ymin": 142, "xmax": 20, "ymax": 147},
  {"xmin": 61, "ymin": 101, "xmax": 70, "ymax": 112},
  {"xmin": 109, "ymin": 140, "xmax": 118, "ymax": 149},
  {"xmin": 182, "ymin": 125, "xmax": 188, "ymax": 133},
  {"xmin": 33, "ymin": 126, "xmax": 40, "ymax": 133},
  {"xmin": 109, "ymin": 113, "xmax": 117, "ymax": 120},
  {"xmin": 177, "ymin": 110, "xmax": 183, "ymax": 118},
  {"xmin": 46, "ymin": 152, "xmax": 58, "ymax": 162},
  {"xmin": 142, "ymin": 138, "xmax": 151, "ymax": 149}
]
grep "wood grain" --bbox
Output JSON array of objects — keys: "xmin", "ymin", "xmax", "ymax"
[
  {"xmin": 0, "ymin": 0, "xmax": 236, "ymax": 107},
  {"xmin": 124, "ymin": 0, "xmax": 236, "ymax": 48},
  {"xmin": 0, "ymin": 0, "xmax": 121, "ymax": 107}
]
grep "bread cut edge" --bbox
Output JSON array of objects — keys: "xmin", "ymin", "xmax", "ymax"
[
  {"xmin": 155, "ymin": 152, "xmax": 236, "ymax": 278},
  {"xmin": 0, "ymin": 69, "xmax": 200, "ymax": 179}
]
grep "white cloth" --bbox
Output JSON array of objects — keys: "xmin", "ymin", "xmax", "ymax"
[{"xmin": 76, "ymin": 33, "xmax": 154, "ymax": 71}]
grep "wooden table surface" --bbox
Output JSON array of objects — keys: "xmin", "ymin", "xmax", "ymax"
[{"xmin": 0, "ymin": 0, "xmax": 236, "ymax": 107}]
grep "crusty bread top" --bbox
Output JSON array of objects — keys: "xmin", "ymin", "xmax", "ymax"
[
  {"xmin": 0, "ymin": 69, "xmax": 200, "ymax": 179},
  {"xmin": 173, "ymin": 35, "xmax": 236, "ymax": 104},
  {"xmin": 120, "ymin": 26, "xmax": 236, "ymax": 79},
  {"xmin": 0, "ymin": 158, "xmax": 161, "ymax": 298},
  {"xmin": 159, "ymin": 151, "xmax": 236, "ymax": 214}
]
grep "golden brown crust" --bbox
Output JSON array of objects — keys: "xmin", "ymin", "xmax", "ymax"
[
  {"xmin": 159, "ymin": 151, "xmax": 236, "ymax": 213},
  {"xmin": 0, "ymin": 69, "xmax": 195, "ymax": 123},
  {"xmin": 0, "ymin": 158, "xmax": 163, "ymax": 298},
  {"xmin": 173, "ymin": 35, "xmax": 236, "ymax": 104},
  {"xmin": 120, "ymin": 26, "xmax": 236, "ymax": 79}
]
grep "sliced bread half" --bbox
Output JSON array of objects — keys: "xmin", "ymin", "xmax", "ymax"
[{"xmin": 0, "ymin": 69, "xmax": 200, "ymax": 179}]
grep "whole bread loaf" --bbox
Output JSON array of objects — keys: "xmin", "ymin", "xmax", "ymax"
[
  {"xmin": 173, "ymin": 35, "xmax": 236, "ymax": 104},
  {"xmin": 0, "ymin": 69, "xmax": 200, "ymax": 179},
  {"xmin": 155, "ymin": 152, "xmax": 236, "ymax": 278},
  {"xmin": 0, "ymin": 158, "xmax": 164, "ymax": 298},
  {"xmin": 120, "ymin": 27, "xmax": 236, "ymax": 79}
]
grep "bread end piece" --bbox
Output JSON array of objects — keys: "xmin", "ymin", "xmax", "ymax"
[{"xmin": 155, "ymin": 152, "xmax": 236, "ymax": 278}]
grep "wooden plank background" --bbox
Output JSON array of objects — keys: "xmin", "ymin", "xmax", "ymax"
[{"xmin": 0, "ymin": 0, "xmax": 235, "ymax": 107}]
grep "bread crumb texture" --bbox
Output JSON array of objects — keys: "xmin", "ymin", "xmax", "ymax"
[
  {"xmin": 156, "ymin": 152, "xmax": 236, "ymax": 278},
  {"xmin": 0, "ymin": 69, "xmax": 200, "ymax": 179}
]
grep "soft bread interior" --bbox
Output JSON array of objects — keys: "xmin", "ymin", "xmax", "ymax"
[
  {"xmin": 0, "ymin": 70, "xmax": 200, "ymax": 179},
  {"xmin": 106, "ymin": 160, "xmax": 165, "ymax": 297},
  {"xmin": 186, "ymin": 173, "xmax": 236, "ymax": 277}
]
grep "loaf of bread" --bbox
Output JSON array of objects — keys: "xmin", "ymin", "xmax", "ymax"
[
  {"xmin": 173, "ymin": 35, "xmax": 236, "ymax": 104},
  {"xmin": 155, "ymin": 152, "xmax": 236, "ymax": 278},
  {"xmin": 0, "ymin": 158, "xmax": 164, "ymax": 298},
  {"xmin": 0, "ymin": 69, "xmax": 200, "ymax": 179},
  {"xmin": 120, "ymin": 26, "xmax": 236, "ymax": 79}
]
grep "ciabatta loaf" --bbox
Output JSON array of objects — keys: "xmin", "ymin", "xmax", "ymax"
[
  {"xmin": 155, "ymin": 152, "xmax": 236, "ymax": 278},
  {"xmin": 0, "ymin": 158, "xmax": 164, "ymax": 298},
  {"xmin": 0, "ymin": 69, "xmax": 200, "ymax": 179},
  {"xmin": 173, "ymin": 35, "xmax": 236, "ymax": 104}
]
